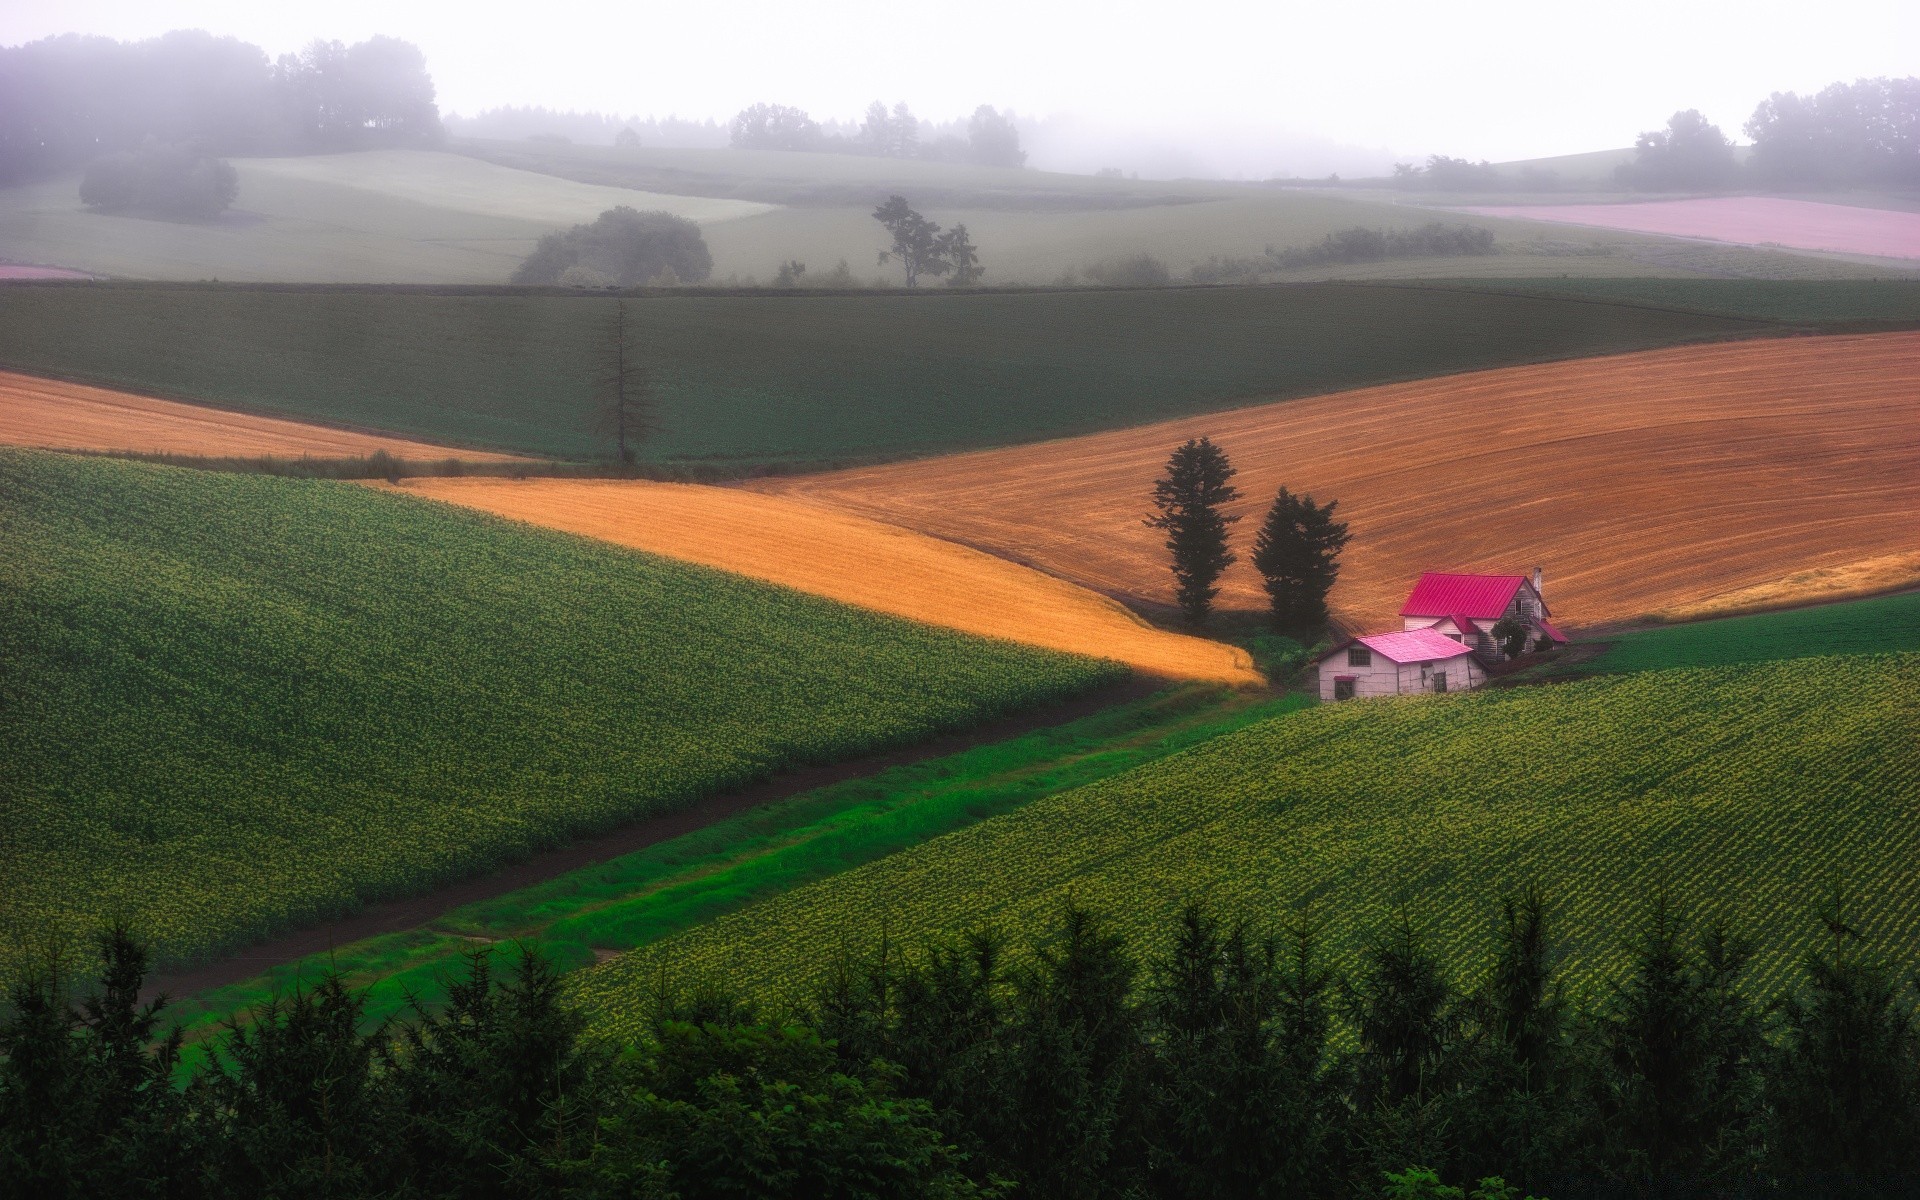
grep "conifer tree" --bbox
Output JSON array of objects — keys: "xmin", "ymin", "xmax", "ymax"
[
  {"xmin": 1251, "ymin": 486, "xmax": 1351, "ymax": 629},
  {"xmin": 1145, "ymin": 438, "xmax": 1242, "ymax": 624}
]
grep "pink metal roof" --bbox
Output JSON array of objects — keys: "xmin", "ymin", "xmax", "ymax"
[
  {"xmin": 1536, "ymin": 618, "xmax": 1569, "ymax": 644},
  {"xmin": 1400, "ymin": 572, "xmax": 1528, "ymax": 619},
  {"xmin": 1355, "ymin": 627, "xmax": 1477, "ymax": 664}
]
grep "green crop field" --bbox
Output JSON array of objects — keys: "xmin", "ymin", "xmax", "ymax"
[
  {"xmin": 1575, "ymin": 590, "xmax": 1920, "ymax": 674},
  {"xmin": 0, "ymin": 151, "xmax": 772, "ymax": 285},
  {"xmin": 0, "ymin": 282, "xmax": 1767, "ymax": 465},
  {"xmin": 0, "ymin": 449, "xmax": 1117, "ymax": 975},
  {"xmin": 576, "ymin": 651, "xmax": 1920, "ymax": 1037},
  {"xmin": 1433, "ymin": 277, "xmax": 1920, "ymax": 323}
]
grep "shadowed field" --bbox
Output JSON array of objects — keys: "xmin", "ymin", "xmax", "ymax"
[
  {"xmin": 756, "ymin": 332, "xmax": 1920, "ymax": 628},
  {"xmin": 388, "ymin": 477, "xmax": 1260, "ymax": 685}
]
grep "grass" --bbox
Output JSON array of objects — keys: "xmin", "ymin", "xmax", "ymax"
[
  {"xmin": 0, "ymin": 449, "xmax": 1118, "ymax": 978},
  {"xmin": 160, "ymin": 685, "xmax": 1307, "ymax": 1049},
  {"xmin": 1573, "ymin": 590, "xmax": 1920, "ymax": 674},
  {"xmin": 0, "ymin": 151, "xmax": 770, "ymax": 285},
  {"xmin": 0, "ymin": 282, "xmax": 1767, "ymax": 465},
  {"xmin": 574, "ymin": 651, "xmax": 1920, "ymax": 1039}
]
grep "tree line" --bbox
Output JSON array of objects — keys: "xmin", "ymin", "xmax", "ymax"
[
  {"xmin": 729, "ymin": 101, "xmax": 1026, "ymax": 168},
  {"xmin": 0, "ymin": 30, "xmax": 443, "ymax": 185},
  {"xmin": 1147, "ymin": 437, "xmax": 1350, "ymax": 627},
  {"xmin": 1393, "ymin": 76, "xmax": 1917, "ymax": 193},
  {"xmin": 8, "ymin": 882, "xmax": 1920, "ymax": 1198}
]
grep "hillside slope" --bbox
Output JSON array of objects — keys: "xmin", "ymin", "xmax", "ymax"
[
  {"xmin": 762, "ymin": 332, "xmax": 1920, "ymax": 627},
  {"xmin": 0, "ymin": 450, "xmax": 1117, "ymax": 972},
  {"xmin": 0, "ymin": 283, "xmax": 1764, "ymax": 464},
  {"xmin": 577, "ymin": 650, "xmax": 1920, "ymax": 1036}
]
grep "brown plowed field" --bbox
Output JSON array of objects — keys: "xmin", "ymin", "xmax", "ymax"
[
  {"xmin": 754, "ymin": 333, "xmax": 1920, "ymax": 630},
  {"xmin": 388, "ymin": 478, "xmax": 1260, "ymax": 685},
  {"xmin": 0, "ymin": 370, "xmax": 527, "ymax": 461}
]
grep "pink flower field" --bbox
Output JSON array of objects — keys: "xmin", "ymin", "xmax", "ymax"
[
  {"xmin": 0, "ymin": 264, "xmax": 94, "ymax": 281},
  {"xmin": 1462, "ymin": 196, "xmax": 1920, "ymax": 260}
]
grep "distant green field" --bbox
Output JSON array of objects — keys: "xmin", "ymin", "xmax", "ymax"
[
  {"xmin": 576, "ymin": 652, "xmax": 1920, "ymax": 1037},
  {"xmin": 0, "ymin": 151, "xmax": 775, "ymax": 285},
  {"xmin": 0, "ymin": 282, "xmax": 1766, "ymax": 465},
  {"xmin": 1433, "ymin": 277, "xmax": 1920, "ymax": 323},
  {"xmin": 0, "ymin": 450, "xmax": 1116, "ymax": 973},
  {"xmin": 1576, "ymin": 590, "xmax": 1920, "ymax": 674}
]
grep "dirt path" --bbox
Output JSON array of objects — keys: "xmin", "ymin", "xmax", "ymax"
[
  {"xmin": 142, "ymin": 675, "xmax": 1162, "ymax": 1002},
  {"xmin": 755, "ymin": 333, "xmax": 1920, "ymax": 630},
  {"xmin": 387, "ymin": 477, "xmax": 1260, "ymax": 685},
  {"xmin": 0, "ymin": 369, "xmax": 529, "ymax": 461}
]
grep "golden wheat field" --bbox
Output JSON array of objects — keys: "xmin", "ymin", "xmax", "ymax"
[
  {"xmin": 0, "ymin": 370, "xmax": 528, "ymax": 462},
  {"xmin": 388, "ymin": 478, "xmax": 1260, "ymax": 684},
  {"xmin": 755, "ymin": 333, "xmax": 1920, "ymax": 629}
]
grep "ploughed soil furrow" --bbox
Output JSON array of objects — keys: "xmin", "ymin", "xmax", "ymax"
[
  {"xmin": 0, "ymin": 369, "xmax": 529, "ymax": 461},
  {"xmin": 389, "ymin": 477, "xmax": 1260, "ymax": 686},
  {"xmin": 752, "ymin": 333, "xmax": 1920, "ymax": 630}
]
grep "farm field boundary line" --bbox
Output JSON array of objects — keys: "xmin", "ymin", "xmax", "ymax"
[
  {"xmin": 385, "ymin": 477, "xmax": 1261, "ymax": 685},
  {"xmin": 140, "ymin": 674, "xmax": 1163, "ymax": 1008},
  {"xmin": 756, "ymin": 331, "xmax": 1920, "ymax": 630}
]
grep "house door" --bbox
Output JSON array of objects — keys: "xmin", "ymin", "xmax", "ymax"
[
  {"xmin": 1335, "ymin": 678, "xmax": 1355, "ymax": 701},
  {"xmin": 1433, "ymin": 671, "xmax": 1448, "ymax": 693}
]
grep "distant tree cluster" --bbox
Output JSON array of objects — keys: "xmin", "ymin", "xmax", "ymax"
[
  {"xmin": 443, "ymin": 107, "xmax": 728, "ymax": 148},
  {"xmin": 727, "ymin": 100, "xmax": 1027, "ymax": 167},
  {"xmin": 1615, "ymin": 109, "xmax": 1740, "ymax": 190},
  {"xmin": 872, "ymin": 195, "xmax": 982, "ymax": 287},
  {"xmin": 0, "ymin": 30, "xmax": 442, "ymax": 185},
  {"xmin": 1747, "ymin": 77, "xmax": 1920, "ymax": 186},
  {"xmin": 1393, "ymin": 154, "xmax": 1505, "ymax": 190},
  {"xmin": 511, "ymin": 206, "xmax": 713, "ymax": 287},
  {"xmin": 1184, "ymin": 223, "xmax": 1496, "ymax": 285},
  {"xmin": 78, "ymin": 144, "xmax": 239, "ymax": 219}
]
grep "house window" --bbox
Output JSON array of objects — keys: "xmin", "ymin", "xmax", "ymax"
[
  {"xmin": 1347, "ymin": 647, "xmax": 1372, "ymax": 667},
  {"xmin": 1446, "ymin": 633, "xmax": 1462, "ymax": 642},
  {"xmin": 1334, "ymin": 678, "xmax": 1356, "ymax": 701}
]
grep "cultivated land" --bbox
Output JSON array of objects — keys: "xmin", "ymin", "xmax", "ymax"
[
  {"xmin": 1460, "ymin": 196, "xmax": 1920, "ymax": 261},
  {"xmin": 760, "ymin": 332, "xmax": 1920, "ymax": 628},
  {"xmin": 1429, "ymin": 277, "xmax": 1920, "ymax": 324},
  {"xmin": 387, "ymin": 477, "xmax": 1258, "ymax": 684},
  {"xmin": 576, "ymin": 650, "xmax": 1920, "ymax": 1033},
  {"xmin": 0, "ymin": 369, "xmax": 529, "ymax": 461},
  {"xmin": 0, "ymin": 283, "xmax": 1767, "ymax": 464},
  {"xmin": 0, "ymin": 450, "xmax": 1117, "ymax": 975}
]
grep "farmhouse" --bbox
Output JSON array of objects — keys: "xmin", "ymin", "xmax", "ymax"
[
  {"xmin": 1316, "ymin": 568, "xmax": 1569, "ymax": 701},
  {"xmin": 1320, "ymin": 627, "xmax": 1486, "ymax": 702}
]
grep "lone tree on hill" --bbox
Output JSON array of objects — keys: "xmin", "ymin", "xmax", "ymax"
[
  {"xmin": 597, "ymin": 299, "xmax": 652, "ymax": 467},
  {"xmin": 873, "ymin": 195, "xmax": 949, "ymax": 287},
  {"xmin": 1146, "ymin": 438, "xmax": 1242, "ymax": 624},
  {"xmin": 940, "ymin": 224, "xmax": 983, "ymax": 287},
  {"xmin": 1251, "ymin": 487, "xmax": 1351, "ymax": 629}
]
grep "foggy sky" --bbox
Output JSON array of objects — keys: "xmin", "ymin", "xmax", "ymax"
[{"xmin": 5, "ymin": 0, "xmax": 1915, "ymax": 173}]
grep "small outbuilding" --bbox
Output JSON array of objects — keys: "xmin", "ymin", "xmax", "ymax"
[{"xmin": 1316, "ymin": 627, "xmax": 1487, "ymax": 702}]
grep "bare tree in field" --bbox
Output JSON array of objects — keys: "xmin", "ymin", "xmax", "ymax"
[{"xmin": 597, "ymin": 299, "xmax": 652, "ymax": 468}]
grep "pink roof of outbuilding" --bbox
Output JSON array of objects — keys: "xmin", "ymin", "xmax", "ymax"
[
  {"xmin": 1400, "ymin": 572, "xmax": 1530, "ymax": 619},
  {"xmin": 1354, "ymin": 627, "xmax": 1478, "ymax": 664}
]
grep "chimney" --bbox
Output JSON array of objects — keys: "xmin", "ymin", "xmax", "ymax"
[{"xmin": 1532, "ymin": 565, "xmax": 1544, "ymax": 597}]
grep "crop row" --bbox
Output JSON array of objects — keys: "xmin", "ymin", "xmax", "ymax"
[
  {"xmin": 578, "ymin": 650, "xmax": 1920, "ymax": 1038},
  {"xmin": 0, "ymin": 450, "xmax": 1121, "ymax": 978}
]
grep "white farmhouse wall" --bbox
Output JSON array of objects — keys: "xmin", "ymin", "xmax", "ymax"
[{"xmin": 1320, "ymin": 651, "xmax": 1486, "ymax": 700}]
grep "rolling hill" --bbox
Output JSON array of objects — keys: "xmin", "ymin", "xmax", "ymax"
[
  {"xmin": 0, "ymin": 282, "xmax": 1766, "ymax": 465},
  {"xmin": 575, "ymin": 648, "xmax": 1920, "ymax": 1036},
  {"xmin": 0, "ymin": 449, "xmax": 1118, "ymax": 975},
  {"xmin": 760, "ymin": 332, "xmax": 1920, "ymax": 627}
]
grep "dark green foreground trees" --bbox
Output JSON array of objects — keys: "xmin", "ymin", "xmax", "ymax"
[{"xmin": 6, "ymin": 889, "xmax": 1919, "ymax": 1198}]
